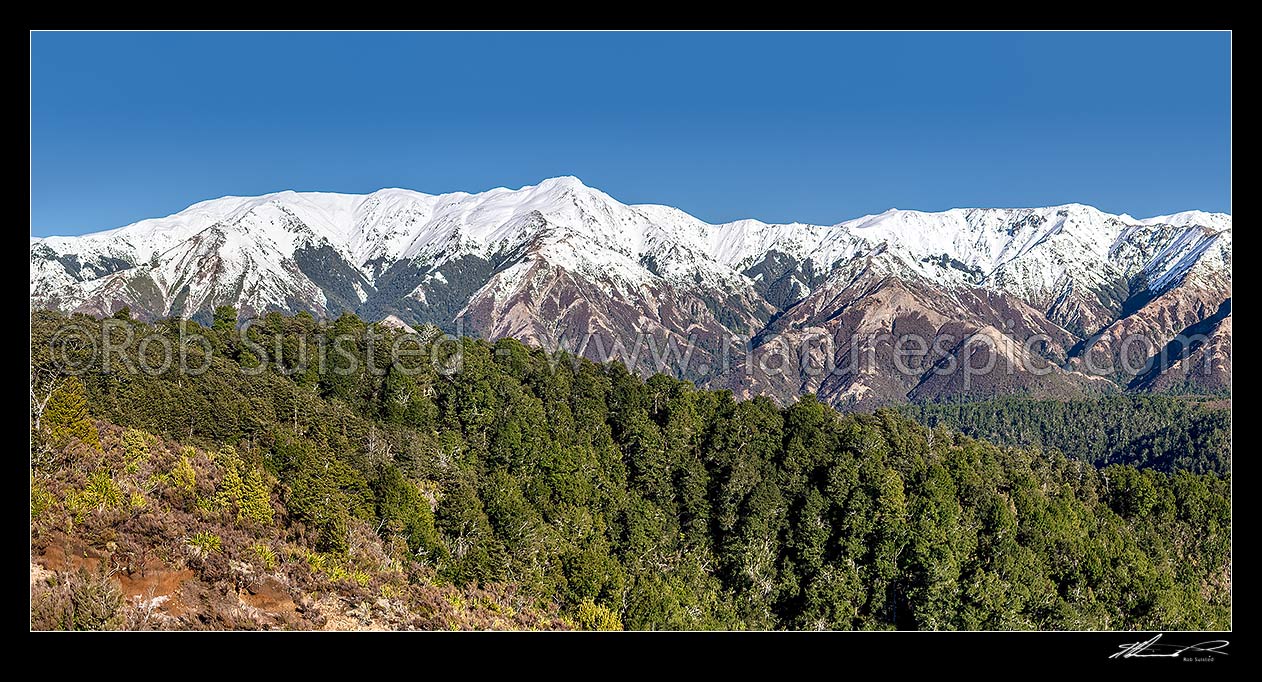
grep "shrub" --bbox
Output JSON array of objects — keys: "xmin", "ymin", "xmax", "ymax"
[
  {"xmin": 84, "ymin": 470, "xmax": 123, "ymax": 510},
  {"xmin": 30, "ymin": 566, "xmax": 123, "ymax": 631},
  {"xmin": 325, "ymin": 564, "xmax": 371, "ymax": 587},
  {"xmin": 444, "ymin": 592, "xmax": 466, "ymax": 611},
  {"xmin": 31, "ymin": 477, "xmax": 55, "ymax": 520},
  {"xmin": 64, "ymin": 470, "xmax": 123, "ymax": 522},
  {"xmin": 575, "ymin": 599, "xmax": 623, "ymax": 631},
  {"xmin": 302, "ymin": 550, "xmax": 327, "ymax": 573},
  {"xmin": 171, "ymin": 455, "xmax": 197, "ymax": 501},
  {"xmin": 251, "ymin": 542, "xmax": 277, "ymax": 570},
  {"xmin": 187, "ymin": 531, "xmax": 222, "ymax": 555},
  {"xmin": 121, "ymin": 429, "xmax": 152, "ymax": 473},
  {"xmin": 238, "ymin": 469, "xmax": 274, "ymax": 527},
  {"xmin": 216, "ymin": 464, "xmax": 244, "ymax": 514}
]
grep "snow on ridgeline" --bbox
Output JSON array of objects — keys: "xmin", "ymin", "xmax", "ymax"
[{"xmin": 31, "ymin": 177, "xmax": 1231, "ymax": 318}]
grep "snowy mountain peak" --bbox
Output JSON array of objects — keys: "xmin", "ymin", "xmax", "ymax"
[
  {"xmin": 534, "ymin": 175, "xmax": 588, "ymax": 191},
  {"xmin": 29, "ymin": 178, "xmax": 1232, "ymax": 404},
  {"xmin": 1140, "ymin": 210, "xmax": 1232, "ymax": 231},
  {"xmin": 31, "ymin": 179, "xmax": 1229, "ymax": 347}
]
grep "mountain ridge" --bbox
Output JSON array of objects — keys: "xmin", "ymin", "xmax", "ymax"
[{"xmin": 30, "ymin": 177, "xmax": 1231, "ymax": 407}]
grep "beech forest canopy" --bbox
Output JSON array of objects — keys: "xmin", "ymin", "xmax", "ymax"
[
  {"xmin": 30, "ymin": 309, "xmax": 1231, "ymax": 630},
  {"xmin": 899, "ymin": 395, "xmax": 1229, "ymax": 476}
]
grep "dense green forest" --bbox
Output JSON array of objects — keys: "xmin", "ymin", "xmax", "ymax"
[
  {"xmin": 30, "ymin": 310, "xmax": 1231, "ymax": 630},
  {"xmin": 899, "ymin": 396, "xmax": 1231, "ymax": 475}
]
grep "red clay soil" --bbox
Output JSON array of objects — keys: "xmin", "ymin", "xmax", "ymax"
[{"xmin": 37, "ymin": 532, "xmax": 197, "ymax": 622}]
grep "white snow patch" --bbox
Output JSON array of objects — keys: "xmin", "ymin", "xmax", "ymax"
[{"xmin": 31, "ymin": 178, "xmax": 1231, "ymax": 322}]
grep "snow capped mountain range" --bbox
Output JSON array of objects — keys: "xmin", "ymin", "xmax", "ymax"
[{"xmin": 30, "ymin": 176, "xmax": 1231, "ymax": 406}]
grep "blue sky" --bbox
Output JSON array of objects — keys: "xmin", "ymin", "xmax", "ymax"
[{"xmin": 31, "ymin": 31, "xmax": 1230, "ymax": 236}]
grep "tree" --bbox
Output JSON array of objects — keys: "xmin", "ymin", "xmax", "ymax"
[
  {"xmin": 213, "ymin": 305, "xmax": 238, "ymax": 330},
  {"xmin": 239, "ymin": 468, "xmax": 274, "ymax": 527},
  {"xmin": 42, "ymin": 376, "xmax": 100, "ymax": 452},
  {"xmin": 216, "ymin": 461, "xmax": 244, "ymax": 514},
  {"xmin": 372, "ymin": 466, "xmax": 442, "ymax": 560},
  {"xmin": 25, "ymin": 310, "xmax": 1233, "ymax": 632},
  {"xmin": 869, "ymin": 467, "xmax": 908, "ymax": 627}
]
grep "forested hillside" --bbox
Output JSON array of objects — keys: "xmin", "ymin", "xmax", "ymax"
[
  {"xmin": 30, "ymin": 310, "xmax": 1231, "ymax": 630},
  {"xmin": 899, "ymin": 396, "xmax": 1231, "ymax": 475}
]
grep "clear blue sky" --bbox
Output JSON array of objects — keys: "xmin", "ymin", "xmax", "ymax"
[{"xmin": 31, "ymin": 31, "xmax": 1231, "ymax": 236}]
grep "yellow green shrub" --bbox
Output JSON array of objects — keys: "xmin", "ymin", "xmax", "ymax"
[
  {"xmin": 251, "ymin": 542, "xmax": 277, "ymax": 570},
  {"xmin": 187, "ymin": 531, "xmax": 221, "ymax": 554},
  {"xmin": 171, "ymin": 455, "xmax": 196, "ymax": 499},
  {"xmin": 576, "ymin": 599, "xmax": 622, "ymax": 631}
]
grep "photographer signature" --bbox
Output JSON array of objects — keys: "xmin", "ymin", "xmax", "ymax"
[{"xmin": 1110, "ymin": 634, "xmax": 1229, "ymax": 660}]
